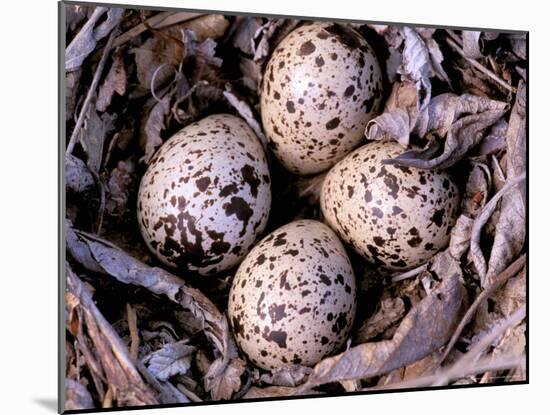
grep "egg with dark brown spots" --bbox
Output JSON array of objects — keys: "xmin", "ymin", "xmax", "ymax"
[
  {"xmin": 260, "ymin": 22, "xmax": 383, "ymax": 175},
  {"xmin": 228, "ymin": 219, "xmax": 356, "ymax": 370},
  {"xmin": 137, "ymin": 114, "xmax": 271, "ymax": 276},
  {"xmin": 321, "ymin": 141, "xmax": 460, "ymax": 271}
]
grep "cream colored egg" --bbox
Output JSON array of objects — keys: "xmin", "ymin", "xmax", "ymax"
[
  {"xmin": 321, "ymin": 141, "xmax": 460, "ymax": 271},
  {"xmin": 228, "ymin": 219, "xmax": 356, "ymax": 370},
  {"xmin": 260, "ymin": 22, "xmax": 383, "ymax": 175},
  {"xmin": 137, "ymin": 114, "xmax": 271, "ymax": 276}
]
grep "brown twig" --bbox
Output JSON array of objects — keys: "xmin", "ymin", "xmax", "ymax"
[
  {"xmin": 367, "ymin": 353, "xmax": 525, "ymax": 390},
  {"xmin": 112, "ymin": 11, "xmax": 202, "ymax": 48},
  {"xmin": 391, "ymin": 263, "xmax": 428, "ymax": 283},
  {"xmin": 66, "ymin": 264, "xmax": 158, "ymax": 406},
  {"xmin": 176, "ymin": 383, "xmax": 203, "ymax": 402},
  {"xmin": 458, "ymin": 304, "xmax": 526, "ymax": 366},
  {"xmin": 136, "ymin": 361, "xmax": 191, "ymax": 404},
  {"xmin": 66, "ymin": 28, "xmax": 118, "ymax": 155},
  {"xmin": 446, "ymin": 36, "xmax": 516, "ymax": 94},
  {"xmin": 431, "ymin": 305, "xmax": 526, "ymax": 386},
  {"xmin": 445, "ymin": 29, "xmax": 463, "ymax": 46},
  {"xmin": 437, "ymin": 253, "xmax": 526, "ymax": 366},
  {"xmin": 126, "ymin": 303, "xmax": 140, "ymax": 361},
  {"xmin": 102, "ymin": 384, "xmax": 114, "ymax": 408},
  {"xmin": 95, "ymin": 174, "xmax": 107, "ymax": 235}
]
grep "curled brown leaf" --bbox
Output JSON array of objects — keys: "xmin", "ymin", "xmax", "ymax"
[
  {"xmin": 385, "ymin": 107, "xmax": 506, "ymax": 169},
  {"xmin": 367, "ymin": 88, "xmax": 508, "ymax": 165}
]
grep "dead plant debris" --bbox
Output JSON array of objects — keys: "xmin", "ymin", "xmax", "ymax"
[{"xmin": 64, "ymin": 5, "xmax": 527, "ymax": 410}]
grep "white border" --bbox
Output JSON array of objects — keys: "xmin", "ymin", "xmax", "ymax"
[{"xmin": 1, "ymin": 0, "xmax": 547, "ymax": 414}]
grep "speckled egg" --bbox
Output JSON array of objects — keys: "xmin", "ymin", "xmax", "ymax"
[
  {"xmin": 260, "ymin": 22, "xmax": 383, "ymax": 175},
  {"xmin": 228, "ymin": 219, "xmax": 356, "ymax": 370},
  {"xmin": 321, "ymin": 141, "xmax": 460, "ymax": 271},
  {"xmin": 137, "ymin": 114, "xmax": 271, "ymax": 276}
]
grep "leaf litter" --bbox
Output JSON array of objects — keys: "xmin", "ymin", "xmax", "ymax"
[{"xmin": 64, "ymin": 5, "xmax": 527, "ymax": 409}]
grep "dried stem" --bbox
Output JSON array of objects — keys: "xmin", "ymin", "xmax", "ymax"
[
  {"xmin": 177, "ymin": 383, "xmax": 203, "ymax": 402},
  {"xmin": 431, "ymin": 305, "xmax": 526, "ymax": 387},
  {"xmin": 66, "ymin": 28, "xmax": 118, "ymax": 155},
  {"xmin": 460, "ymin": 304, "xmax": 526, "ymax": 365},
  {"xmin": 391, "ymin": 263, "xmax": 428, "ymax": 283},
  {"xmin": 368, "ymin": 353, "xmax": 525, "ymax": 390},
  {"xmin": 446, "ymin": 36, "xmax": 516, "ymax": 94},
  {"xmin": 126, "ymin": 303, "xmax": 140, "ymax": 361},
  {"xmin": 438, "ymin": 253, "xmax": 526, "ymax": 365},
  {"xmin": 66, "ymin": 264, "xmax": 158, "ymax": 406}
]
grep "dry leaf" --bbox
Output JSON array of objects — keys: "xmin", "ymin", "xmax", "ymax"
[
  {"xmin": 232, "ymin": 17, "xmax": 263, "ymax": 55},
  {"xmin": 243, "ymin": 385, "xmax": 316, "ymax": 399},
  {"xmin": 449, "ymin": 214, "xmax": 474, "ymax": 261},
  {"xmin": 96, "ymin": 50, "xmax": 127, "ymax": 112},
  {"xmin": 65, "ymin": 379, "xmax": 94, "ymax": 411},
  {"xmin": 367, "ymin": 89, "xmax": 507, "ymax": 160},
  {"xmin": 355, "ymin": 296, "xmax": 406, "ymax": 343},
  {"xmin": 65, "ymin": 4, "xmax": 91, "ymax": 32},
  {"xmin": 386, "ymin": 108, "xmax": 506, "ymax": 170},
  {"xmin": 105, "ymin": 159, "xmax": 135, "ymax": 216},
  {"xmin": 223, "ymin": 86, "xmax": 267, "ymax": 148},
  {"xmin": 366, "ymin": 109, "xmax": 413, "ymax": 147},
  {"xmin": 469, "ymin": 173, "xmax": 526, "ymax": 283},
  {"xmin": 131, "ymin": 15, "xmax": 228, "ymax": 90},
  {"xmin": 78, "ymin": 107, "xmax": 117, "ymax": 175},
  {"xmin": 239, "ymin": 57, "xmax": 263, "ymax": 93},
  {"xmin": 462, "ymin": 163, "xmax": 491, "ymax": 217},
  {"xmin": 204, "ymin": 357, "xmax": 246, "ymax": 400},
  {"xmin": 141, "ymin": 96, "xmax": 170, "ymax": 164},
  {"xmin": 376, "ymin": 367, "xmax": 405, "ymax": 387},
  {"xmin": 176, "ymin": 14, "xmax": 229, "ymax": 42},
  {"xmin": 365, "ymin": 81, "xmax": 418, "ymax": 146},
  {"xmin": 486, "ymin": 81, "xmax": 526, "ymax": 285},
  {"xmin": 66, "ymin": 154, "xmax": 95, "ymax": 194},
  {"xmin": 392, "ymin": 27, "xmax": 450, "ymax": 110},
  {"xmin": 66, "ymin": 69, "xmax": 82, "ymax": 121},
  {"xmin": 184, "ymin": 30, "xmax": 223, "ymax": 67},
  {"xmin": 494, "ymin": 267, "xmax": 526, "ymax": 317},
  {"xmin": 508, "ymin": 34, "xmax": 526, "ymax": 60},
  {"xmin": 456, "ymin": 65, "xmax": 495, "ymax": 97},
  {"xmin": 143, "ymin": 341, "xmax": 196, "ymax": 381},
  {"xmin": 398, "ymin": 27, "xmax": 433, "ymax": 110},
  {"xmin": 477, "ymin": 119, "xmax": 508, "ymax": 155},
  {"xmin": 422, "ymin": 35, "xmax": 450, "ymax": 84},
  {"xmin": 403, "ymin": 354, "xmax": 437, "ymax": 380},
  {"xmin": 300, "ymin": 251, "xmax": 465, "ymax": 388},
  {"xmin": 65, "ymin": 226, "xmax": 239, "ymax": 400},
  {"xmin": 253, "ymin": 19, "xmax": 300, "ymax": 61},
  {"xmin": 66, "ymin": 7, "xmax": 124, "ymax": 72},
  {"xmin": 131, "ymin": 37, "xmax": 181, "ymax": 90},
  {"xmin": 462, "ymin": 31, "xmax": 483, "ymax": 59},
  {"xmin": 66, "ymin": 265, "xmax": 158, "ymax": 407},
  {"xmin": 492, "ymin": 322, "xmax": 525, "ymax": 361},
  {"xmin": 260, "ymin": 365, "xmax": 311, "ymax": 387}
]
